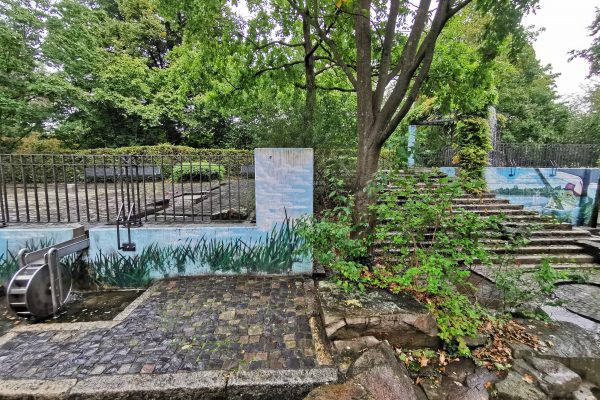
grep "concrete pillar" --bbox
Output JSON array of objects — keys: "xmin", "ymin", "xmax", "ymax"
[{"xmin": 408, "ymin": 125, "xmax": 417, "ymax": 168}]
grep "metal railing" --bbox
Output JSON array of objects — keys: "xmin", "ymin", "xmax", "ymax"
[
  {"xmin": 426, "ymin": 143, "xmax": 600, "ymax": 168},
  {"xmin": 0, "ymin": 153, "xmax": 255, "ymax": 225}
]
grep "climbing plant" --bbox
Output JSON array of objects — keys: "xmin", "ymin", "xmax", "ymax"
[{"xmin": 453, "ymin": 113, "xmax": 492, "ymax": 192}]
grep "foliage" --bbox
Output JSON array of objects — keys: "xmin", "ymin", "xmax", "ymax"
[
  {"xmin": 78, "ymin": 144, "xmax": 251, "ymax": 157},
  {"xmin": 571, "ymin": 7, "xmax": 600, "ymax": 78},
  {"xmin": 371, "ymin": 171, "xmax": 501, "ymax": 353},
  {"xmin": 302, "ymin": 170, "xmax": 504, "ymax": 354},
  {"xmin": 298, "ymin": 173, "xmax": 371, "ymax": 290},
  {"xmin": 0, "ymin": 0, "xmax": 54, "ymax": 152},
  {"xmin": 494, "ymin": 43, "xmax": 570, "ymax": 143},
  {"xmin": 171, "ymin": 163, "xmax": 225, "ymax": 182},
  {"xmin": 453, "ymin": 115, "xmax": 492, "ymax": 191},
  {"xmin": 494, "ymin": 257, "xmax": 567, "ymax": 316},
  {"xmin": 15, "ymin": 134, "xmax": 68, "ymax": 154}
]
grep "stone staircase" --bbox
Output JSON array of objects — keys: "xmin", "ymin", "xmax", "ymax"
[{"xmin": 373, "ymin": 171, "xmax": 600, "ymax": 273}]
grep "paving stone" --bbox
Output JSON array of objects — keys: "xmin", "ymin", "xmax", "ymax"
[{"xmin": 0, "ymin": 277, "xmax": 319, "ymax": 380}]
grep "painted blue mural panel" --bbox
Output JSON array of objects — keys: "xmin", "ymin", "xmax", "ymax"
[{"xmin": 441, "ymin": 167, "xmax": 598, "ymax": 226}]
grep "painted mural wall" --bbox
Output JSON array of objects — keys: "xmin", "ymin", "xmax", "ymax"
[
  {"xmin": 0, "ymin": 149, "xmax": 314, "ymax": 287},
  {"xmin": 442, "ymin": 167, "xmax": 599, "ymax": 226}
]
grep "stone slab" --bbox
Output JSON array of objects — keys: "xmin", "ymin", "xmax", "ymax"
[
  {"xmin": 227, "ymin": 368, "xmax": 338, "ymax": 400},
  {"xmin": 0, "ymin": 378, "xmax": 77, "ymax": 399},
  {"xmin": 318, "ymin": 281, "xmax": 439, "ymax": 348},
  {"xmin": 68, "ymin": 371, "xmax": 226, "ymax": 400},
  {"xmin": 509, "ymin": 320, "xmax": 600, "ymax": 386}
]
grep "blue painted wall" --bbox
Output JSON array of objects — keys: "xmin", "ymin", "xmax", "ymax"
[
  {"xmin": 442, "ymin": 167, "xmax": 599, "ymax": 226},
  {"xmin": 0, "ymin": 149, "xmax": 314, "ymax": 284}
]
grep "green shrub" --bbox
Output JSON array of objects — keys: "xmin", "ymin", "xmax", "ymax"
[
  {"xmin": 453, "ymin": 115, "xmax": 492, "ymax": 192},
  {"xmin": 171, "ymin": 163, "xmax": 225, "ymax": 182}
]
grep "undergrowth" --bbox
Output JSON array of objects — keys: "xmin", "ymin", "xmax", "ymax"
[{"xmin": 300, "ymin": 169, "xmax": 567, "ymax": 358}]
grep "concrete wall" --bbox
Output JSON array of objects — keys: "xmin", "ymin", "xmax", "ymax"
[{"xmin": 0, "ymin": 149, "xmax": 314, "ymax": 284}]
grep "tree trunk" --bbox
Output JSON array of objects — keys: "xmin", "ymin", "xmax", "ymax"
[
  {"xmin": 302, "ymin": 3, "xmax": 316, "ymax": 147},
  {"xmin": 353, "ymin": 129, "xmax": 382, "ymax": 231}
]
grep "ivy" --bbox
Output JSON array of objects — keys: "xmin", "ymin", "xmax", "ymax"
[{"xmin": 453, "ymin": 114, "xmax": 492, "ymax": 192}]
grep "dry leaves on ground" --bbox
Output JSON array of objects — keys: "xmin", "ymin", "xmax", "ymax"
[{"xmin": 473, "ymin": 319, "xmax": 539, "ymax": 370}]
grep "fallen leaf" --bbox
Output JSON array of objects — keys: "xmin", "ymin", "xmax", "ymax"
[
  {"xmin": 419, "ymin": 355, "xmax": 429, "ymax": 368},
  {"xmin": 522, "ymin": 373, "xmax": 535, "ymax": 384},
  {"xmin": 439, "ymin": 351, "xmax": 447, "ymax": 366}
]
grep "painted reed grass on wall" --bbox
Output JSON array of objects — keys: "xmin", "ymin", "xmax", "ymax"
[
  {"xmin": 89, "ymin": 218, "xmax": 305, "ymax": 288},
  {"xmin": 0, "ymin": 239, "xmax": 79, "ymax": 284}
]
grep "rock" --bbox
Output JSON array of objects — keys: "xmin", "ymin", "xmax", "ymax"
[
  {"xmin": 465, "ymin": 367, "xmax": 501, "ymax": 392},
  {"xmin": 443, "ymin": 358, "xmax": 476, "ymax": 384},
  {"xmin": 346, "ymin": 342, "xmax": 399, "ymax": 378},
  {"xmin": 525, "ymin": 357, "xmax": 582, "ymax": 397},
  {"xmin": 508, "ymin": 320, "xmax": 600, "ymax": 386},
  {"xmin": 304, "ymin": 382, "xmax": 371, "ymax": 400},
  {"xmin": 306, "ymin": 342, "xmax": 421, "ymax": 400},
  {"xmin": 462, "ymin": 332, "xmax": 490, "ymax": 348},
  {"xmin": 421, "ymin": 376, "xmax": 489, "ymax": 400},
  {"xmin": 353, "ymin": 365, "xmax": 418, "ymax": 400},
  {"xmin": 318, "ymin": 281, "xmax": 439, "ymax": 348},
  {"xmin": 572, "ymin": 381, "xmax": 599, "ymax": 400},
  {"xmin": 495, "ymin": 371, "xmax": 548, "ymax": 400},
  {"xmin": 333, "ymin": 336, "xmax": 381, "ymax": 356}
]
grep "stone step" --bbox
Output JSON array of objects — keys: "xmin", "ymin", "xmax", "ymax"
[
  {"xmin": 453, "ymin": 204, "xmax": 524, "ymax": 210},
  {"xmin": 452, "ymin": 198, "xmax": 509, "ymax": 205},
  {"xmin": 488, "ymin": 237, "xmax": 598, "ymax": 246},
  {"xmin": 373, "ymin": 244, "xmax": 584, "ymax": 256},
  {"xmin": 463, "ymin": 210, "xmax": 539, "ymax": 217},
  {"xmin": 509, "ymin": 253, "xmax": 596, "ymax": 265},
  {"xmin": 525, "ymin": 229, "xmax": 591, "ymax": 238},
  {"xmin": 376, "ymin": 236, "xmax": 598, "ymax": 248},
  {"xmin": 488, "ymin": 245, "xmax": 584, "ymax": 255},
  {"xmin": 375, "ymin": 252, "xmax": 598, "ymax": 268},
  {"xmin": 502, "ymin": 222, "xmax": 573, "ymax": 230}
]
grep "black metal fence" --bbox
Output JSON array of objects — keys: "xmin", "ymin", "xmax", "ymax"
[
  {"xmin": 429, "ymin": 143, "xmax": 600, "ymax": 168},
  {"xmin": 0, "ymin": 153, "xmax": 255, "ymax": 225}
]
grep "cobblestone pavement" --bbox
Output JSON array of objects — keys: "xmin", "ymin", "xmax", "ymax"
[
  {"xmin": 0, "ymin": 276, "xmax": 318, "ymax": 380},
  {"xmin": 555, "ymin": 283, "xmax": 600, "ymax": 322}
]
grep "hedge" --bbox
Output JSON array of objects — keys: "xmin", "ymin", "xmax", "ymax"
[{"xmin": 171, "ymin": 163, "xmax": 226, "ymax": 182}]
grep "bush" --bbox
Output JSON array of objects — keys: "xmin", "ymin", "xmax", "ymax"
[
  {"xmin": 15, "ymin": 134, "xmax": 67, "ymax": 154},
  {"xmin": 453, "ymin": 115, "xmax": 492, "ymax": 192},
  {"xmin": 171, "ymin": 163, "xmax": 225, "ymax": 182}
]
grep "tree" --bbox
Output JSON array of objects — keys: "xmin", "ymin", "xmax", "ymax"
[
  {"xmin": 40, "ymin": 0, "xmax": 186, "ymax": 148},
  {"xmin": 283, "ymin": 0, "xmax": 538, "ymax": 220},
  {"xmin": 0, "ymin": 0, "xmax": 53, "ymax": 152},
  {"xmin": 572, "ymin": 7, "xmax": 600, "ymax": 77},
  {"xmin": 495, "ymin": 43, "xmax": 570, "ymax": 143}
]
